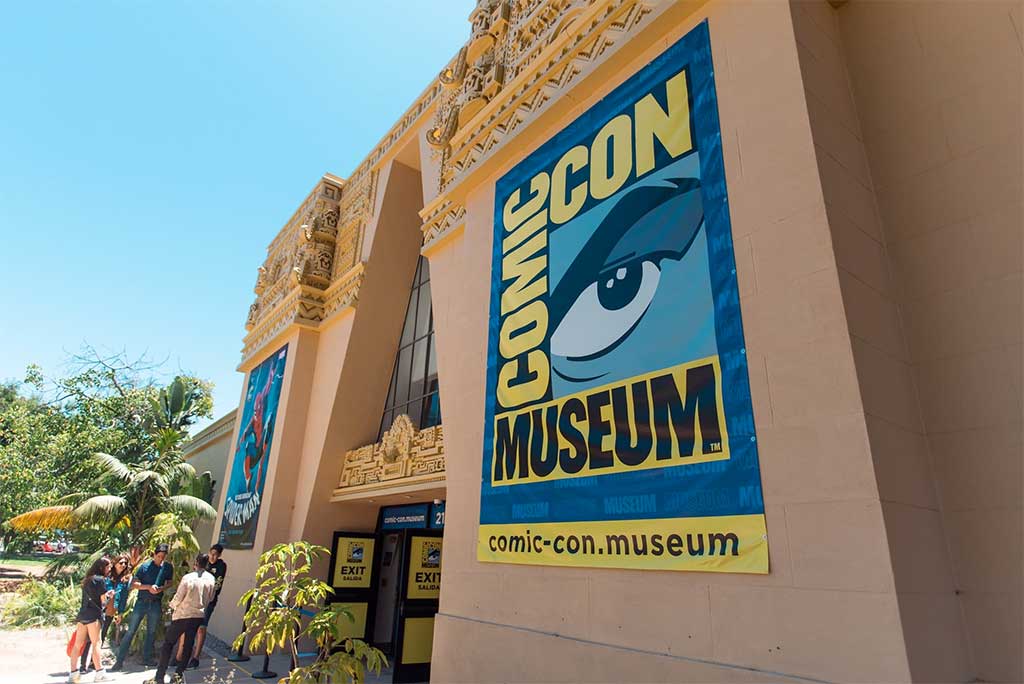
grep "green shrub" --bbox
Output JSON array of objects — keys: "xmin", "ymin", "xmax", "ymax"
[{"xmin": 1, "ymin": 578, "xmax": 79, "ymax": 628}]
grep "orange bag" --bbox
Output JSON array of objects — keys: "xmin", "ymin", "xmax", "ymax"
[{"xmin": 65, "ymin": 630, "xmax": 77, "ymax": 657}]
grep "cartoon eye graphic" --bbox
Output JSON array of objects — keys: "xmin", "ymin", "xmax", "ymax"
[
  {"xmin": 549, "ymin": 177, "xmax": 704, "ymax": 367},
  {"xmin": 550, "ymin": 260, "xmax": 661, "ymax": 359}
]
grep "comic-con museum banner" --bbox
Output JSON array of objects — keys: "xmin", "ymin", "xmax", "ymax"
[
  {"xmin": 478, "ymin": 22, "xmax": 768, "ymax": 574},
  {"xmin": 220, "ymin": 345, "xmax": 288, "ymax": 550}
]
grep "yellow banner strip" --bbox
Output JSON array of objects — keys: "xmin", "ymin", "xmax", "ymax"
[{"xmin": 478, "ymin": 514, "xmax": 768, "ymax": 574}]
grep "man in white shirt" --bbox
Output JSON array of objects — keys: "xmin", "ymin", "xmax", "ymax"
[{"xmin": 146, "ymin": 553, "xmax": 216, "ymax": 684}]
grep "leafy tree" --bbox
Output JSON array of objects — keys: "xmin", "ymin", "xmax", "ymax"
[
  {"xmin": 5, "ymin": 350, "xmax": 216, "ymax": 567},
  {"xmin": 236, "ymin": 542, "xmax": 388, "ymax": 684},
  {"xmin": 0, "ymin": 383, "xmax": 59, "ymax": 546}
]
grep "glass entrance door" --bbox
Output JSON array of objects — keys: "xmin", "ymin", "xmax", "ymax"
[
  {"xmin": 372, "ymin": 531, "xmax": 404, "ymax": 652},
  {"xmin": 392, "ymin": 529, "xmax": 442, "ymax": 684}
]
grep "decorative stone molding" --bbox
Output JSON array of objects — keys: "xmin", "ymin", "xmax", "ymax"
[
  {"xmin": 332, "ymin": 416, "xmax": 445, "ymax": 500},
  {"xmin": 241, "ymin": 172, "xmax": 374, "ymax": 366},
  {"xmin": 333, "ymin": 169, "xmax": 378, "ymax": 281},
  {"xmin": 421, "ymin": 201, "xmax": 467, "ymax": 251},
  {"xmin": 244, "ymin": 0, "xmax": 668, "ymax": 359},
  {"xmin": 419, "ymin": 0, "xmax": 659, "ymax": 247},
  {"xmin": 323, "ymin": 262, "xmax": 366, "ymax": 321},
  {"xmin": 438, "ymin": 0, "xmax": 656, "ymax": 192}
]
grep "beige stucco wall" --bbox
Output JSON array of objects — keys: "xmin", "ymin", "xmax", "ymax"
[
  {"xmin": 425, "ymin": 2, "xmax": 913, "ymax": 681},
  {"xmin": 183, "ymin": 413, "xmax": 235, "ymax": 550},
  {"xmin": 791, "ymin": 2, "xmax": 1022, "ymax": 681}
]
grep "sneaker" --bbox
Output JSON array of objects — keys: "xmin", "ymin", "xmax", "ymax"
[
  {"xmin": 67, "ymin": 673, "xmax": 80, "ymax": 684},
  {"xmin": 108, "ymin": 662, "xmax": 124, "ymax": 673},
  {"xmin": 93, "ymin": 671, "xmax": 114, "ymax": 682},
  {"xmin": 187, "ymin": 657, "xmax": 200, "ymax": 669},
  {"xmin": 171, "ymin": 674, "xmax": 186, "ymax": 684}
]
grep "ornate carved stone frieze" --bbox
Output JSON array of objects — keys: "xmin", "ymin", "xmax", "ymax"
[
  {"xmin": 426, "ymin": 0, "xmax": 658, "ymax": 198},
  {"xmin": 333, "ymin": 169, "xmax": 378, "ymax": 281},
  {"xmin": 421, "ymin": 201, "xmax": 467, "ymax": 251},
  {"xmin": 245, "ymin": 0, "xmax": 667, "ymax": 362},
  {"xmin": 427, "ymin": 1, "xmax": 511, "ymax": 155},
  {"xmin": 242, "ymin": 175, "xmax": 372, "ymax": 367},
  {"xmin": 323, "ymin": 262, "xmax": 366, "ymax": 320},
  {"xmin": 333, "ymin": 416, "xmax": 445, "ymax": 499},
  {"xmin": 246, "ymin": 179, "xmax": 342, "ymax": 319}
]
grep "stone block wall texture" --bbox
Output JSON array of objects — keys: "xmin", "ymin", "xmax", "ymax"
[{"xmin": 794, "ymin": 1, "xmax": 1023, "ymax": 681}]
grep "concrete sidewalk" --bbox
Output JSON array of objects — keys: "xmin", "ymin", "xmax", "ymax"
[{"xmin": 3, "ymin": 627, "xmax": 396, "ymax": 684}]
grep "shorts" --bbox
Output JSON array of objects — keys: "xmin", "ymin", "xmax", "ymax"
[
  {"xmin": 202, "ymin": 601, "xmax": 217, "ymax": 626},
  {"xmin": 76, "ymin": 612, "xmax": 101, "ymax": 625}
]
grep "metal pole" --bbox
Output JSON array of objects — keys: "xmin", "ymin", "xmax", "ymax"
[
  {"xmin": 251, "ymin": 652, "xmax": 277, "ymax": 680},
  {"xmin": 226, "ymin": 595, "xmax": 252, "ymax": 663}
]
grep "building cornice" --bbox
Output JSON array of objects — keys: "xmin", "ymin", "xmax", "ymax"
[
  {"xmin": 419, "ymin": 0, "xmax": 675, "ymax": 247},
  {"xmin": 242, "ymin": 0, "xmax": 698, "ymax": 360},
  {"xmin": 184, "ymin": 412, "xmax": 236, "ymax": 456}
]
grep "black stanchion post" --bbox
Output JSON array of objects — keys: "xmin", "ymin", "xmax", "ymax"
[
  {"xmin": 227, "ymin": 595, "xmax": 252, "ymax": 662},
  {"xmin": 251, "ymin": 652, "xmax": 277, "ymax": 680}
]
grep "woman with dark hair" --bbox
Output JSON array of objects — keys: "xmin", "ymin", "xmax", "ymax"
[
  {"xmin": 77, "ymin": 554, "xmax": 132, "ymax": 675},
  {"xmin": 67, "ymin": 556, "xmax": 114, "ymax": 683}
]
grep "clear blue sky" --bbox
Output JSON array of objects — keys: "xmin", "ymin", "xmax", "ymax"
[{"xmin": 0, "ymin": 2, "xmax": 474, "ymax": 428}]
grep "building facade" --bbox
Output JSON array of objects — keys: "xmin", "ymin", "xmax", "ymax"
[
  {"xmin": 208, "ymin": 1, "xmax": 1023, "ymax": 682},
  {"xmin": 182, "ymin": 413, "xmax": 235, "ymax": 550}
]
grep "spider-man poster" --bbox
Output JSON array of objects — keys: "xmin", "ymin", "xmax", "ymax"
[{"xmin": 219, "ymin": 344, "xmax": 288, "ymax": 549}]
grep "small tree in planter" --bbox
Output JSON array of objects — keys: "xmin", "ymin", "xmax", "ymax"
[{"xmin": 235, "ymin": 541, "xmax": 387, "ymax": 684}]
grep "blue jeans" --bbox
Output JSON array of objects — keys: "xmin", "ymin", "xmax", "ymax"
[{"xmin": 116, "ymin": 600, "xmax": 162, "ymax": 664}]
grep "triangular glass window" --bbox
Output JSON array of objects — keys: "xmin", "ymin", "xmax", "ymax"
[{"xmin": 378, "ymin": 256, "xmax": 441, "ymax": 439}]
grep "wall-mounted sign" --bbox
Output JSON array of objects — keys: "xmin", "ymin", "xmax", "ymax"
[
  {"xmin": 429, "ymin": 501, "xmax": 445, "ymax": 529},
  {"xmin": 331, "ymin": 535, "xmax": 375, "ymax": 589},
  {"xmin": 220, "ymin": 344, "xmax": 288, "ymax": 550},
  {"xmin": 380, "ymin": 502, "xmax": 446, "ymax": 530},
  {"xmin": 381, "ymin": 503, "xmax": 430, "ymax": 530},
  {"xmin": 406, "ymin": 536, "xmax": 442, "ymax": 600},
  {"xmin": 478, "ymin": 21, "xmax": 768, "ymax": 574}
]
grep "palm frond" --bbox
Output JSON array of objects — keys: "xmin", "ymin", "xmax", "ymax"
[
  {"xmin": 166, "ymin": 495, "xmax": 217, "ymax": 521},
  {"xmin": 128, "ymin": 469, "xmax": 161, "ymax": 489},
  {"xmin": 44, "ymin": 550, "xmax": 90, "ymax": 577},
  {"xmin": 55, "ymin": 492, "xmax": 92, "ymax": 506},
  {"xmin": 7, "ymin": 505, "xmax": 76, "ymax": 532},
  {"xmin": 167, "ymin": 460, "xmax": 196, "ymax": 486},
  {"xmin": 92, "ymin": 452, "xmax": 132, "ymax": 481},
  {"xmin": 73, "ymin": 495, "xmax": 128, "ymax": 524}
]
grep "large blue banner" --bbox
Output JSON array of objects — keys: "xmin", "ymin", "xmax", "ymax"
[
  {"xmin": 219, "ymin": 344, "xmax": 288, "ymax": 550},
  {"xmin": 477, "ymin": 22, "xmax": 768, "ymax": 573}
]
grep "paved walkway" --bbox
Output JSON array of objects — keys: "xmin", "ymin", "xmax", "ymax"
[
  {"xmin": 3, "ymin": 626, "xmax": 247, "ymax": 684},
  {"xmin": 3, "ymin": 627, "xmax": 395, "ymax": 684}
]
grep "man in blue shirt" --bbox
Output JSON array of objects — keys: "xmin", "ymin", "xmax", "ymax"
[{"xmin": 110, "ymin": 543, "xmax": 174, "ymax": 671}]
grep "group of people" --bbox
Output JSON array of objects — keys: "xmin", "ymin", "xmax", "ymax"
[{"xmin": 68, "ymin": 543, "xmax": 227, "ymax": 684}]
